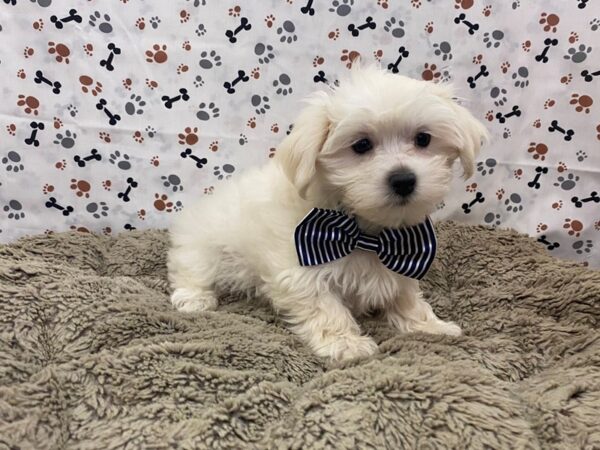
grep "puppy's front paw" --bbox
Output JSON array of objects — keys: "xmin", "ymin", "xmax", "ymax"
[
  {"xmin": 418, "ymin": 320, "xmax": 462, "ymax": 337},
  {"xmin": 313, "ymin": 334, "xmax": 379, "ymax": 362},
  {"xmin": 171, "ymin": 288, "xmax": 217, "ymax": 313}
]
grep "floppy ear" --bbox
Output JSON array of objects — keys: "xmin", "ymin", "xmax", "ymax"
[
  {"xmin": 450, "ymin": 102, "xmax": 490, "ymax": 179},
  {"xmin": 275, "ymin": 93, "xmax": 331, "ymax": 197}
]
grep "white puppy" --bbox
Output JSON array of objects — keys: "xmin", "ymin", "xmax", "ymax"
[{"xmin": 168, "ymin": 65, "xmax": 488, "ymax": 361}]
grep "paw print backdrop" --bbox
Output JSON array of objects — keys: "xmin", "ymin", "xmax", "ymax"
[{"xmin": 0, "ymin": 0, "xmax": 598, "ymax": 266}]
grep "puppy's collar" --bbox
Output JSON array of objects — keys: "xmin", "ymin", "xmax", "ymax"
[{"xmin": 294, "ymin": 208, "xmax": 437, "ymax": 280}]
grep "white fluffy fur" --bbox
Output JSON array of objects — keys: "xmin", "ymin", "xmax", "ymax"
[{"xmin": 168, "ymin": 66, "xmax": 488, "ymax": 361}]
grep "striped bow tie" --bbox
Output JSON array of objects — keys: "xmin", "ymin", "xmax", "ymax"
[{"xmin": 294, "ymin": 208, "xmax": 437, "ymax": 280}]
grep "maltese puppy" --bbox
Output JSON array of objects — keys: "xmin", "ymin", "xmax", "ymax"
[{"xmin": 168, "ymin": 65, "xmax": 488, "ymax": 361}]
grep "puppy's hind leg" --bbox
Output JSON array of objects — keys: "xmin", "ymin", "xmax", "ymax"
[{"xmin": 167, "ymin": 245, "xmax": 219, "ymax": 313}]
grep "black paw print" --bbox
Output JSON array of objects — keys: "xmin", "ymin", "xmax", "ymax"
[
  {"xmin": 277, "ymin": 20, "xmax": 297, "ymax": 43},
  {"xmin": 214, "ymin": 164, "xmax": 235, "ymax": 180},
  {"xmin": 383, "ymin": 17, "xmax": 404, "ymax": 38},
  {"xmin": 476, "ymin": 158, "xmax": 497, "ymax": 176},
  {"xmin": 504, "ymin": 193, "xmax": 524, "ymax": 212},
  {"xmin": 553, "ymin": 173, "xmax": 579, "ymax": 190},
  {"xmin": 196, "ymin": 102, "xmax": 220, "ymax": 121},
  {"xmin": 251, "ymin": 95, "xmax": 271, "ymax": 114},
  {"xmin": 483, "ymin": 30, "xmax": 504, "ymax": 49},
  {"xmin": 2, "ymin": 151, "xmax": 24, "ymax": 172},
  {"xmin": 109, "ymin": 151, "xmax": 132, "ymax": 170},
  {"xmin": 433, "ymin": 41, "xmax": 452, "ymax": 61},
  {"xmin": 255, "ymin": 43, "xmax": 275, "ymax": 64},
  {"xmin": 199, "ymin": 50, "xmax": 222, "ymax": 69},
  {"xmin": 125, "ymin": 94, "xmax": 146, "ymax": 115},
  {"xmin": 87, "ymin": 201, "xmax": 109, "ymax": 219},
  {"xmin": 161, "ymin": 174, "xmax": 184, "ymax": 192},
  {"xmin": 273, "ymin": 73, "xmax": 292, "ymax": 95},
  {"xmin": 564, "ymin": 44, "xmax": 592, "ymax": 63},
  {"xmin": 53, "ymin": 130, "xmax": 77, "ymax": 149},
  {"xmin": 4, "ymin": 200, "xmax": 25, "ymax": 220}
]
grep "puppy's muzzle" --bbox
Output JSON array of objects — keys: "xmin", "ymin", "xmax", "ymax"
[{"xmin": 388, "ymin": 169, "xmax": 417, "ymax": 197}]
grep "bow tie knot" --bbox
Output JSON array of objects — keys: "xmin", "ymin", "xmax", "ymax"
[{"xmin": 294, "ymin": 208, "xmax": 437, "ymax": 280}]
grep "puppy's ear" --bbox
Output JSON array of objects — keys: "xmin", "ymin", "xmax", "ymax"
[
  {"xmin": 450, "ymin": 101, "xmax": 489, "ymax": 179},
  {"xmin": 275, "ymin": 92, "xmax": 331, "ymax": 197}
]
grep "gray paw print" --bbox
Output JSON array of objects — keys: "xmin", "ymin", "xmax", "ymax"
[
  {"xmin": 214, "ymin": 164, "xmax": 235, "ymax": 180},
  {"xmin": 195, "ymin": 23, "xmax": 206, "ymax": 37},
  {"xmin": 255, "ymin": 43, "xmax": 275, "ymax": 64},
  {"xmin": 277, "ymin": 20, "xmax": 297, "ymax": 44},
  {"xmin": 251, "ymin": 95, "xmax": 271, "ymax": 115},
  {"xmin": 2, "ymin": 151, "xmax": 24, "ymax": 172},
  {"xmin": 87, "ymin": 201, "xmax": 109, "ymax": 219},
  {"xmin": 512, "ymin": 0, "xmax": 520, "ymax": 9},
  {"xmin": 440, "ymin": 70, "xmax": 452, "ymax": 82},
  {"xmin": 89, "ymin": 11, "xmax": 112, "ymax": 33},
  {"xmin": 273, "ymin": 73, "xmax": 292, "ymax": 95},
  {"xmin": 564, "ymin": 44, "xmax": 592, "ymax": 63},
  {"xmin": 239, "ymin": 134, "xmax": 248, "ymax": 145},
  {"xmin": 145, "ymin": 126, "xmax": 157, "ymax": 138},
  {"xmin": 576, "ymin": 150, "xmax": 588, "ymax": 161},
  {"xmin": 553, "ymin": 173, "xmax": 579, "ymax": 190},
  {"xmin": 4, "ymin": 200, "xmax": 25, "ymax": 220},
  {"xmin": 53, "ymin": 130, "xmax": 76, "ymax": 149},
  {"xmin": 196, "ymin": 102, "xmax": 220, "ymax": 121},
  {"xmin": 502, "ymin": 128, "xmax": 511, "ymax": 139},
  {"xmin": 199, "ymin": 50, "xmax": 221, "ymax": 69},
  {"xmin": 67, "ymin": 104, "xmax": 78, "ymax": 117},
  {"xmin": 161, "ymin": 174, "xmax": 184, "ymax": 192},
  {"xmin": 573, "ymin": 240, "xmax": 593, "ymax": 254},
  {"xmin": 504, "ymin": 193, "xmax": 523, "ymax": 213},
  {"xmin": 125, "ymin": 94, "xmax": 146, "ymax": 115},
  {"xmin": 484, "ymin": 212, "xmax": 502, "ymax": 227},
  {"xmin": 490, "ymin": 87, "xmax": 508, "ymax": 106},
  {"xmin": 193, "ymin": 75, "xmax": 204, "ymax": 87},
  {"xmin": 512, "ymin": 67, "xmax": 529, "ymax": 88},
  {"xmin": 329, "ymin": 0, "xmax": 353, "ymax": 16},
  {"xmin": 476, "ymin": 158, "xmax": 497, "ymax": 176},
  {"xmin": 383, "ymin": 17, "xmax": 405, "ymax": 38},
  {"xmin": 590, "ymin": 18, "xmax": 600, "ymax": 32},
  {"xmin": 433, "ymin": 42, "xmax": 452, "ymax": 61},
  {"xmin": 109, "ymin": 151, "xmax": 132, "ymax": 170},
  {"xmin": 483, "ymin": 30, "xmax": 504, "ymax": 49},
  {"xmin": 31, "ymin": 0, "xmax": 52, "ymax": 6},
  {"xmin": 150, "ymin": 16, "xmax": 161, "ymax": 29}
]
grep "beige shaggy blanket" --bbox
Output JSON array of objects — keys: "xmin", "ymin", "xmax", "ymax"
[{"xmin": 0, "ymin": 222, "xmax": 599, "ymax": 449}]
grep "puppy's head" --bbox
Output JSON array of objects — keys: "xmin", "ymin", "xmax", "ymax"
[{"xmin": 275, "ymin": 65, "xmax": 489, "ymax": 228}]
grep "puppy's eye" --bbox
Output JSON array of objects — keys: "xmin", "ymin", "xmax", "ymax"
[
  {"xmin": 352, "ymin": 138, "xmax": 373, "ymax": 154},
  {"xmin": 414, "ymin": 132, "xmax": 431, "ymax": 148}
]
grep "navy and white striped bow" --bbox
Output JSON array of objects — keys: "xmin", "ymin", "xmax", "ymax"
[{"xmin": 294, "ymin": 208, "xmax": 437, "ymax": 280}]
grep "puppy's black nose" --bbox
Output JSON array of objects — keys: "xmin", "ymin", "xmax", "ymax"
[{"xmin": 389, "ymin": 169, "xmax": 417, "ymax": 197}]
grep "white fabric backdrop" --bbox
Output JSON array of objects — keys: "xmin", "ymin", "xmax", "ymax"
[{"xmin": 0, "ymin": 0, "xmax": 599, "ymax": 266}]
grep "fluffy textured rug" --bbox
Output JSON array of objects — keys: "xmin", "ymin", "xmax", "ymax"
[{"xmin": 0, "ymin": 222, "xmax": 599, "ymax": 449}]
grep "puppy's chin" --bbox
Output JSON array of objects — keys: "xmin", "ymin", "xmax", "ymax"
[{"xmin": 346, "ymin": 198, "xmax": 440, "ymax": 231}]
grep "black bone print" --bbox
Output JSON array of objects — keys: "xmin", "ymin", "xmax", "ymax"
[
  {"xmin": 527, "ymin": 166, "xmax": 549, "ymax": 189},
  {"xmin": 535, "ymin": 38, "xmax": 558, "ymax": 63},
  {"xmin": 348, "ymin": 17, "xmax": 376, "ymax": 37},
  {"xmin": 495, "ymin": 105, "xmax": 521, "ymax": 123},
  {"xmin": 225, "ymin": 17, "xmax": 251, "ymax": 43},
  {"xmin": 50, "ymin": 9, "xmax": 82, "ymax": 29},
  {"xmin": 387, "ymin": 46, "xmax": 409, "ymax": 73},
  {"xmin": 162, "ymin": 88, "xmax": 190, "ymax": 109},
  {"xmin": 537, "ymin": 235, "xmax": 560, "ymax": 250},
  {"xmin": 454, "ymin": 13, "xmax": 479, "ymax": 35},
  {"xmin": 548, "ymin": 119, "xmax": 574, "ymax": 141},
  {"xmin": 74, "ymin": 149, "xmax": 102, "ymax": 167},
  {"xmin": 571, "ymin": 192, "xmax": 599, "ymax": 208},
  {"xmin": 96, "ymin": 99, "xmax": 121, "ymax": 125},
  {"xmin": 180, "ymin": 148, "xmax": 208, "ymax": 168},
  {"xmin": 467, "ymin": 65, "xmax": 489, "ymax": 88},
  {"xmin": 34, "ymin": 70, "xmax": 62, "ymax": 94},
  {"xmin": 100, "ymin": 43, "xmax": 121, "ymax": 72},
  {"xmin": 300, "ymin": 0, "xmax": 315, "ymax": 16},
  {"xmin": 223, "ymin": 70, "xmax": 250, "ymax": 94},
  {"xmin": 117, "ymin": 177, "xmax": 138, "ymax": 202},
  {"xmin": 24, "ymin": 121, "xmax": 44, "ymax": 147},
  {"xmin": 461, "ymin": 192, "xmax": 485, "ymax": 214},
  {"xmin": 45, "ymin": 197, "xmax": 74, "ymax": 216}
]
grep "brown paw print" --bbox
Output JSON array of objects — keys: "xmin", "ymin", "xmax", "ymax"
[
  {"xmin": 521, "ymin": 40, "xmax": 531, "ymax": 52},
  {"xmin": 496, "ymin": 188, "xmax": 505, "ymax": 200},
  {"xmin": 265, "ymin": 14, "xmax": 275, "ymax": 28},
  {"xmin": 328, "ymin": 28, "xmax": 340, "ymax": 40},
  {"xmin": 99, "ymin": 131, "xmax": 111, "ymax": 143},
  {"xmin": 532, "ymin": 119, "xmax": 541, "ymax": 128},
  {"xmin": 177, "ymin": 64, "xmax": 189, "ymax": 74},
  {"xmin": 378, "ymin": 0, "xmax": 389, "ymax": 9},
  {"xmin": 33, "ymin": 18, "xmax": 44, "ymax": 31},
  {"xmin": 570, "ymin": 93, "xmax": 593, "ymax": 113},
  {"xmin": 513, "ymin": 169, "xmax": 523, "ymax": 179},
  {"xmin": 55, "ymin": 159, "xmax": 67, "ymax": 170},
  {"xmin": 122, "ymin": 78, "xmax": 132, "ymax": 90},
  {"xmin": 83, "ymin": 43, "xmax": 94, "ymax": 56},
  {"xmin": 563, "ymin": 218, "xmax": 583, "ymax": 237},
  {"xmin": 341, "ymin": 49, "xmax": 360, "ymax": 69},
  {"xmin": 544, "ymin": 99, "xmax": 555, "ymax": 109},
  {"xmin": 209, "ymin": 141, "xmax": 219, "ymax": 152},
  {"xmin": 48, "ymin": 41, "xmax": 70, "ymax": 63},
  {"xmin": 313, "ymin": 55, "xmax": 324, "ymax": 67},
  {"xmin": 228, "ymin": 6, "xmax": 241, "ymax": 17},
  {"xmin": 180, "ymin": 10, "xmax": 191, "ymax": 23},
  {"xmin": 569, "ymin": 32, "xmax": 579, "ymax": 44},
  {"xmin": 247, "ymin": 117, "xmax": 256, "ymax": 128},
  {"xmin": 454, "ymin": 0, "xmax": 474, "ymax": 9},
  {"xmin": 560, "ymin": 73, "xmax": 573, "ymax": 84},
  {"xmin": 597, "ymin": 124, "xmax": 600, "ymax": 140},
  {"xmin": 421, "ymin": 63, "xmax": 441, "ymax": 81},
  {"xmin": 102, "ymin": 180, "xmax": 112, "ymax": 191},
  {"xmin": 527, "ymin": 142, "xmax": 549, "ymax": 161},
  {"xmin": 204, "ymin": 186, "xmax": 214, "ymax": 195},
  {"xmin": 271, "ymin": 123, "xmax": 279, "ymax": 133},
  {"xmin": 178, "ymin": 127, "xmax": 199, "ymax": 145},
  {"xmin": 424, "ymin": 21, "xmax": 434, "ymax": 33},
  {"xmin": 552, "ymin": 200, "xmax": 563, "ymax": 210},
  {"xmin": 485, "ymin": 110, "xmax": 494, "ymax": 122},
  {"xmin": 373, "ymin": 49, "xmax": 383, "ymax": 62},
  {"xmin": 269, "ymin": 147, "xmax": 277, "ymax": 158},
  {"xmin": 53, "ymin": 117, "xmax": 63, "ymax": 129},
  {"xmin": 102, "ymin": 227, "xmax": 112, "ymax": 236},
  {"xmin": 150, "ymin": 156, "xmax": 160, "ymax": 167},
  {"xmin": 182, "ymin": 40, "xmax": 191, "ymax": 51},
  {"xmin": 17, "ymin": 95, "xmax": 40, "ymax": 115},
  {"xmin": 135, "ymin": 18, "xmax": 145, "ymax": 30},
  {"xmin": 145, "ymin": 44, "xmax": 168, "ymax": 63},
  {"xmin": 539, "ymin": 12, "xmax": 559, "ymax": 32},
  {"xmin": 482, "ymin": 5, "xmax": 492, "ymax": 16},
  {"xmin": 70, "ymin": 179, "xmax": 91, "ymax": 198},
  {"xmin": 145, "ymin": 78, "xmax": 159, "ymax": 89},
  {"xmin": 136, "ymin": 209, "xmax": 146, "ymax": 220},
  {"xmin": 133, "ymin": 131, "xmax": 144, "ymax": 143},
  {"xmin": 6, "ymin": 124, "xmax": 17, "ymax": 136},
  {"xmin": 557, "ymin": 162, "xmax": 567, "ymax": 173},
  {"xmin": 17, "ymin": 69, "xmax": 26, "ymax": 79},
  {"xmin": 70, "ymin": 226, "xmax": 90, "ymax": 234},
  {"xmin": 411, "ymin": 0, "xmax": 422, "ymax": 8},
  {"xmin": 79, "ymin": 75, "xmax": 103, "ymax": 96},
  {"xmin": 24, "ymin": 47, "xmax": 34, "ymax": 58},
  {"xmin": 472, "ymin": 54, "xmax": 483, "ymax": 64},
  {"xmin": 465, "ymin": 182, "xmax": 477, "ymax": 192},
  {"xmin": 536, "ymin": 223, "xmax": 548, "ymax": 233},
  {"xmin": 500, "ymin": 61, "xmax": 510, "ymax": 73},
  {"xmin": 42, "ymin": 184, "xmax": 54, "ymax": 195},
  {"xmin": 251, "ymin": 67, "xmax": 260, "ymax": 79},
  {"xmin": 595, "ymin": 220, "xmax": 600, "ymax": 231},
  {"xmin": 154, "ymin": 193, "xmax": 173, "ymax": 212}
]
